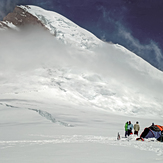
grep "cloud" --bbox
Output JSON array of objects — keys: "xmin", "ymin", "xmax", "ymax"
[
  {"xmin": 0, "ymin": 26, "xmax": 67, "ymax": 71},
  {"xmin": 98, "ymin": 3, "xmax": 163, "ymax": 70},
  {"xmin": 0, "ymin": 24, "xmax": 163, "ymax": 99},
  {"xmin": 118, "ymin": 27, "xmax": 163, "ymax": 69},
  {"xmin": 0, "ymin": 25, "xmax": 96, "ymax": 81}
]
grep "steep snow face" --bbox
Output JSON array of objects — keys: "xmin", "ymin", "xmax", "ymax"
[
  {"xmin": 19, "ymin": 5, "xmax": 102, "ymax": 49},
  {"xmin": 1, "ymin": 27, "xmax": 163, "ymax": 117}
]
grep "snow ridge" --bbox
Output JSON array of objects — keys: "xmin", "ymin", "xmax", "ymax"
[
  {"xmin": 19, "ymin": 5, "xmax": 102, "ymax": 49},
  {"xmin": 28, "ymin": 108, "xmax": 73, "ymax": 127},
  {"xmin": 1, "ymin": 102, "xmax": 73, "ymax": 127}
]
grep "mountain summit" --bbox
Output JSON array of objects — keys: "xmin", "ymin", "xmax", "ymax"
[
  {"xmin": 0, "ymin": 6, "xmax": 44, "ymax": 31},
  {"xmin": 0, "ymin": 5, "xmax": 101, "ymax": 49}
]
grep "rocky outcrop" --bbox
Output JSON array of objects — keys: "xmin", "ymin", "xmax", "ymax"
[{"xmin": 0, "ymin": 6, "xmax": 45, "ymax": 30}]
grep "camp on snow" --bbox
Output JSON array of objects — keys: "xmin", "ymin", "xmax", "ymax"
[{"xmin": 136, "ymin": 125, "xmax": 163, "ymax": 142}]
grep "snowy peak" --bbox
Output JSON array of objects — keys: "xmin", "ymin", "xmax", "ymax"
[
  {"xmin": 0, "ymin": 5, "xmax": 102, "ymax": 49},
  {"xmin": 19, "ymin": 5, "xmax": 102, "ymax": 49}
]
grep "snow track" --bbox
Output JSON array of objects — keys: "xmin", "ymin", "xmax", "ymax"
[
  {"xmin": 1, "ymin": 134, "xmax": 163, "ymax": 157},
  {"xmin": 0, "ymin": 135, "xmax": 114, "ymax": 147}
]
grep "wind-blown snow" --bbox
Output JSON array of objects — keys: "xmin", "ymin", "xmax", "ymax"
[
  {"xmin": 0, "ymin": 5, "xmax": 163, "ymax": 163},
  {"xmin": 1, "ymin": 25, "xmax": 163, "ymax": 116}
]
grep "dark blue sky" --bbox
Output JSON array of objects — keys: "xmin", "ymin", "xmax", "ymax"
[{"xmin": 1, "ymin": 0, "xmax": 163, "ymax": 70}]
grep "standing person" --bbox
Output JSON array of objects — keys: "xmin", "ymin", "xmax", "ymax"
[
  {"xmin": 125, "ymin": 122, "xmax": 128, "ymax": 137},
  {"xmin": 134, "ymin": 121, "xmax": 140, "ymax": 136},
  {"xmin": 151, "ymin": 123, "xmax": 154, "ymax": 126},
  {"xmin": 128, "ymin": 121, "xmax": 133, "ymax": 136}
]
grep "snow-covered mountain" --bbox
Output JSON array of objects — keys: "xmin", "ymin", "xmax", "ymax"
[
  {"xmin": 0, "ymin": 5, "xmax": 163, "ymax": 117},
  {"xmin": 1, "ymin": 5, "xmax": 163, "ymax": 163}
]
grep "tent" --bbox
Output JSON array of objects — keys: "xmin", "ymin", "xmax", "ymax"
[{"xmin": 137, "ymin": 125, "xmax": 163, "ymax": 141}]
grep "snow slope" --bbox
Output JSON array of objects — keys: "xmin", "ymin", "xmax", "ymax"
[
  {"xmin": 1, "ymin": 5, "xmax": 163, "ymax": 116},
  {"xmin": 0, "ymin": 5, "xmax": 163, "ymax": 163}
]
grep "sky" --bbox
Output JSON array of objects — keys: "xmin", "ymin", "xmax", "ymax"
[{"xmin": 0, "ymin": 0, "xmax": 163, "ymax": 70}]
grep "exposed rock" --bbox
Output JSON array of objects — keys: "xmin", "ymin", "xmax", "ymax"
[{"xmin": 0, "ymin": 6, "xmax": 46, "ymax": 30}]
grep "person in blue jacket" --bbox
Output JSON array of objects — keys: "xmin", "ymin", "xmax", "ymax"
[{"xmin": 127, "ymin": 121, "xmax": 133, "ymax": 136}]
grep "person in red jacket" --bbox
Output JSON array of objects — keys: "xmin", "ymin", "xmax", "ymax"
[{"xmin": 127, "ymin": 121, "xmax": 133, "ymax": 136}]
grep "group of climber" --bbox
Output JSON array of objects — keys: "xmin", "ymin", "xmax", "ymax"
[{"xmin": 125, "ymin": 121, "xmax": 140, "ymax": 137}]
